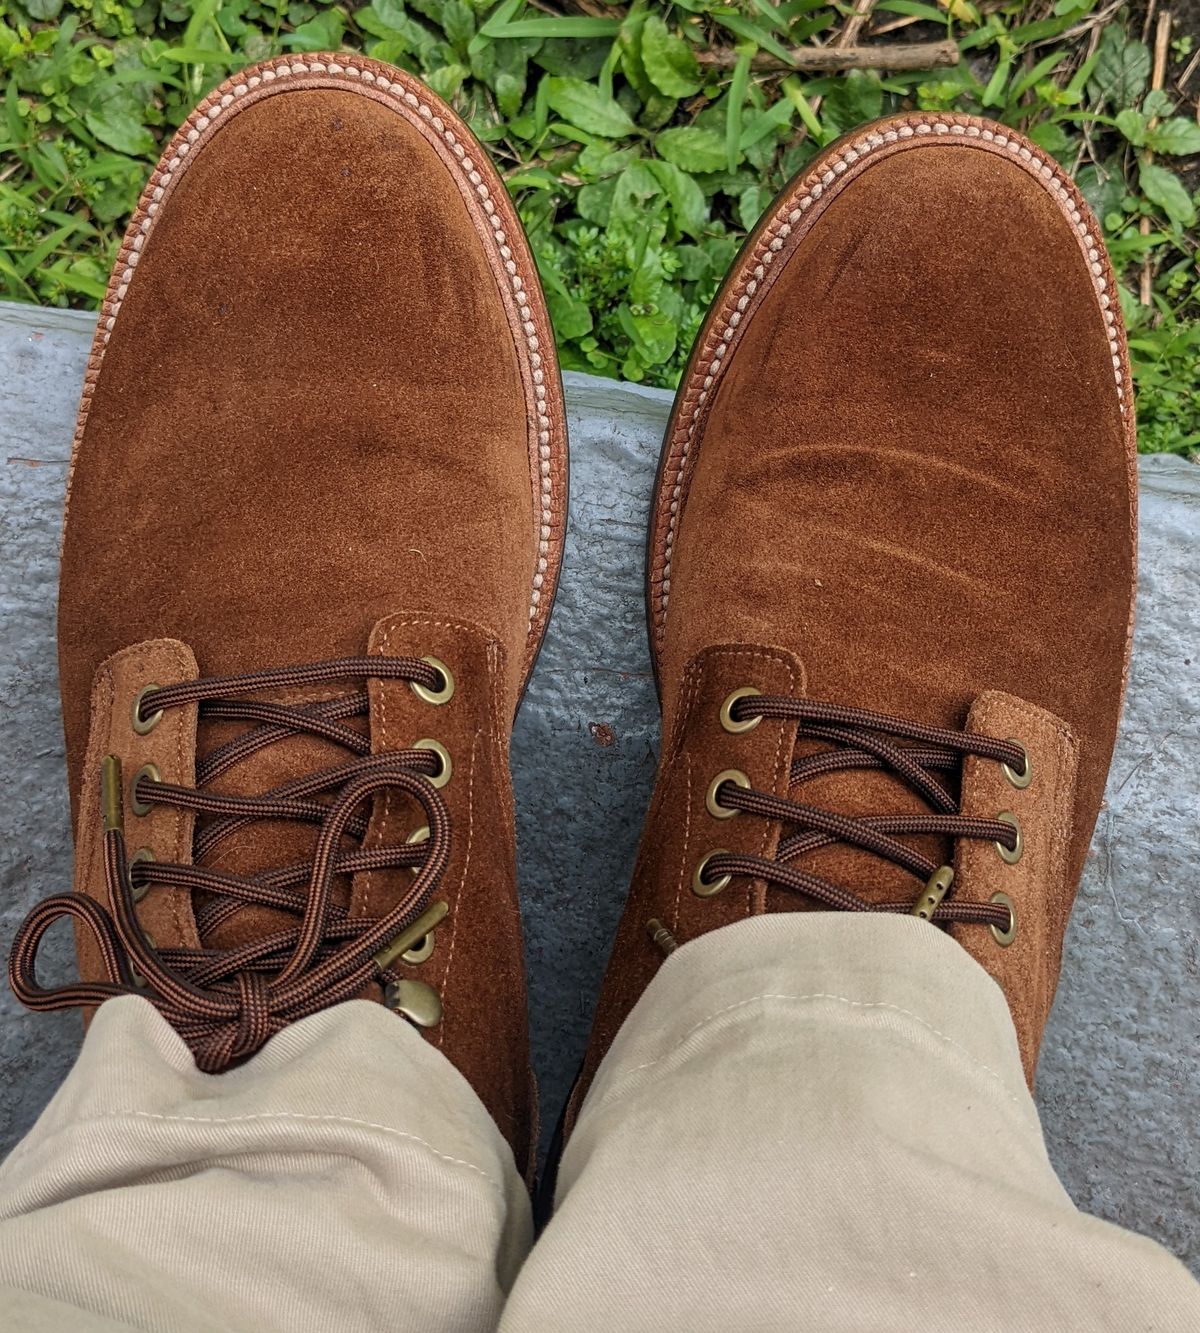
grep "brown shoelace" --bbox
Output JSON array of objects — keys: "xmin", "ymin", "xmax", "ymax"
[
  {"xmin": 701, "ymin": 694, "xmax": 1023, "ymax": 929},
  {"xmin": 9, "ymin": 657, "xmax": 451, "ymax": 1070}
]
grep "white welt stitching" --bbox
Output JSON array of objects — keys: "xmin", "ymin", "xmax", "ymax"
[
  {"xmin": 101, "ymin": 57, "xmax": 552, "ymax": 629},
  {"xmin": 658, "ymin": 118, "xmax": 1127, "ymax": 620}
]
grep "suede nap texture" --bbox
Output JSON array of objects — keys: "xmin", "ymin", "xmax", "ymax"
[
  {"xmin": 54, "ymin": 55, "xmax": 567, "ymax": 1177},
  {"xmin": 570, "ymin": 113, "xmax": 1136, "ymax": 1130}
]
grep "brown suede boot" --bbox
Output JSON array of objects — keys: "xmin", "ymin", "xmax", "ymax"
[
  {"xmin": 8, "ymin": 55, "xmax": 567, "ymax": 1182},
  {"xmin": 570, "ymin": 112, "xmax": 1135, "ymax": 1125}
]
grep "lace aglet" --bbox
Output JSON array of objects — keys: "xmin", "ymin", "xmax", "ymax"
[
  {"xmin": 646, "ymin": 918, "xmax": 679, "ymax": 957},
  {"xmin": 101, "ymin": 755, "xmax": 124, "ymax": 834},
  {"xmin": 373, "ymin": 900, "xmax": 450, "ymax": 971},
  {"xmin": 912, "ymin": 865, "xmax": 954, "ymax": 920}
]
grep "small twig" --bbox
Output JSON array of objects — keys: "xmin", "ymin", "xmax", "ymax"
[
  {"xmin": 1140, "ymin": 10, "xmax": 1172, "ymax": 308},
  {"xmin": 867, "ymin": 14, "xmax": 922, "ymax": 38},
  {"xmin": 838, "ymin": 0, "xmax": 877, "ymax": 48},
  {"xmin": 1177, "ymin": 46, "xmax": 1199, "ymax": 94},
  {"xmin": 696, "ymin": 39, "xmax": 959, "ymax": 73}
]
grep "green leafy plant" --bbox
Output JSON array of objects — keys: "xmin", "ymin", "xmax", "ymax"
[{"xmin": 0, "ymin": 1, "xmax": 1197, "ymax": 457}]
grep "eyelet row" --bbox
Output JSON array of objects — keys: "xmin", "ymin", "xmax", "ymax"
[
  {"xmin": 398, "ymin": 663, "xmax": 456, "ymax": 977},
  {"xmin": 692, "ymin": 687, "xmax": 765, "ymax": 896},
  {"xmin": 988, "ymin": 738, "xmax": 1032, "ymax": 947}
]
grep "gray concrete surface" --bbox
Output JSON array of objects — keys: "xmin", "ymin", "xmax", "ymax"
[{"xmin": 1, "ymin": 299, "xmax": 1197, "ymax": 1275}]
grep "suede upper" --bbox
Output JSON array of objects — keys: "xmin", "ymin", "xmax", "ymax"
[
  {"xmin": 50, "ymin": 56, "xmax": 568, "ymax": 1179},
  {"xmin": 571, "ymin": 114, "xmax": 1136, "ymax": 1126}
]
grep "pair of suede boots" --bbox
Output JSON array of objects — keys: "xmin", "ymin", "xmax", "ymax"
[{"xmin": 10, "ymin": 56, "xmax": 1137, "ymax": 1187}]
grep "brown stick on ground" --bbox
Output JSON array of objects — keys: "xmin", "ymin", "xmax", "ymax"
[
  {"xmin": 696, "ymin": 40, "xmax": 959, "ymax": 73},
  {"xmin": 1140, "ymin": 11, "xmax": 1173, "ymax": 308}
]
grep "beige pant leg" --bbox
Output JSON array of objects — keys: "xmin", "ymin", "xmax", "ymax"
[
  {"xmin": 0, "ymin": 996, "xmax": 531, "ymax": 1333},
  {"xmin": 503, "ymin": 914, "xmax": 1200, "ymax": 1333}
]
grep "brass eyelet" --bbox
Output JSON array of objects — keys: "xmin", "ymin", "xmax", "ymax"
[
  {"xmin": 719, "ymin": 687, "xmax": 763, "ymax": 734},
  {"xmin": 129, "ymin": 847, "xmax": 155, "ymax": 903},
  {"xmin": 989, "ymin": 891, "xmax": 1017, "ymax": 946},
  {"xmin": 705, "ymin": 769, "xmax": 751, "ymax": 819},
  {"xmin": 414, "ymin": 739, "xmax": 452, "ymax": 789},
  {"xmin": 401, "ymin": 934, "xmax": 436, "ymax": 965},
  {"xmin": 385, "ymin": 978, "xmax": 443, "ymax": 1027},
  {"xmin": 994, "ymin": 811, "xmax": 1023, "ymax": 864},
  {"xmin": 1002, "ymin": 739, "xmax": 1032, "ymax": 790},
  {"xmin": 405, "ymin": 825, "xmax": 430, "ymax": 876},
  {"xmin": 692, "ymin": 849, "xmax": 732, "ymax": 898},
  {"xmin": 411, "ymin": 656, "xmax": 455, "ymax": 706},
  {"xmin": 129, "ymin": 763, "xmax": 162, "ymax": 817},
  {"xmin": 131, "ymin": 684, "xmax": 163, "ymax": 735},
  {"xmin": 373, "ymin": 900, "xmax": 449, "ymax": 971}
]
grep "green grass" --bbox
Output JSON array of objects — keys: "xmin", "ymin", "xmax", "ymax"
[{"xmin": 1, "ymin": 1, "xmax": 1197, "ymax": 457}]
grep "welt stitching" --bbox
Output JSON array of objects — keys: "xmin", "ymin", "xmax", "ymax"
[
  {"xmin": 658, "ymin": 119, "xmax": 1129, "ymax": 623},
  {"xmin": 92, "ymin": 59, "xmax": 551, "ymax": 628}
]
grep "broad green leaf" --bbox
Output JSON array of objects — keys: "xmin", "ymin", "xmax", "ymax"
[
  {"xmin": 610, "ymin": 161, "xmax": 662, "ymax": 228},
  {"xmin": 1088, "ymin": 27, "xmax": 1150, "ymax": 108},
  {"xmin": 577, "ymin": 177, "xmax": 618, "ymax": 226},
  {"xmin": 738, "ymin": 183, "xmax": 773, "ymax": 230},
  {"xmin": 535, "ymin": 36, "xmax": 611, "ymax": 79},
  {"xmin": 655, "ymin": 125, "xmax": 726, "ymax": 172},
  {"xmin": 618, "ymin": 302, "xmax": 676, "ymax": 365},
  {"xmin": 1139, "ymin": 162, "xmax": 1196, "ymax": 227},
  {"xmin": 544, "ymin": 75, "xmax": 637, "ymax": 139},
  {"xmin": 641, "ymin": 15, "xmax": 702, "ymax": 98},
  {"xmin": 1145, "ymin": 118, "xmax": 1200, "ymax": 157},
  {"xmin": 1076, "ymin": 163, "xmax": 1124, "ymax": 225},
  {"xmin": 442, "ymin": 0, "xmax": 476, "ymax": 53},
  {"xmin": 546, "ymin": 287, "xmax": 593, "ymax": 340},
  {"xmin": 823, "ymin": 70, "xmax": 883, "ymax": 133},
  {"xmin": 1027, "ymin": 120, "xmax": 1070, "ymax": 155},
  {"xmin": 285, "ymin": 11, "xmax": 345, "ymax": 51},
  {"xmin": 84, "ymin": 104, "xmax": 155, "ymax": 156},
  {"xmin": 24, "ymin": 0, "xmax": 64, "ymax": 18},
  {"xmin": 646, "ymin": 158, "xmax": 707, "ymax": 237},
  {"xmin": 425, "ymin": 64, "xmax": 469, "ymax": 101},
  {"xmin": 1142, "ymin": 89, "xmax": 1174, "ymax": 118},
  {"xmin": 1114, "ymin": 108, "xmax": 1147, "ymax": 146}
]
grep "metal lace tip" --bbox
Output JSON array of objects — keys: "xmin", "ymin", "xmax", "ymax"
[
  {"xmin": 646, "ymin": 918, "xmax": 679, "ymax": 957},
  {"xmin": 911, "ymin": 865, "xmax": 954, "ymax": 920},
  {"xmin": 373, "ymin": 900, "xmax": 450, "ymax": 971},
  {"xmin": 101, "ymin": 755, "xmax": 124, "ymax": 833}
]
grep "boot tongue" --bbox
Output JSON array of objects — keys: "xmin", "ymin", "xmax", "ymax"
[{"xmin": 768, "ymin": 737, "xmax": 958, "ymax": 909}]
